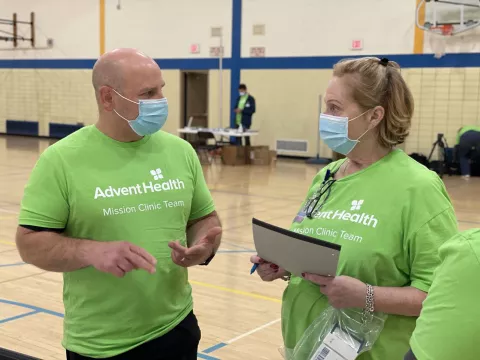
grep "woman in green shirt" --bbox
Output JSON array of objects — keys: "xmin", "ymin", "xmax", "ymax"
[{"xmin": 250, "ymin": 57, "xmax": 458, "ymax": 360}]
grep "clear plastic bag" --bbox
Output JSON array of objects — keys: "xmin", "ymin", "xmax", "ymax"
[{"xmin": 281, "ymin": 307, "xmax": 387, "ymax": 360}]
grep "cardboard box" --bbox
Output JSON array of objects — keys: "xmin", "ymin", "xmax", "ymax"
[
  {"xmin": 250, "ymin": 146, "xmax": 271, "ymax": 166},
  {"xmin": 221, "ymin": 146, "xmax": 247, "ymax": 166}
]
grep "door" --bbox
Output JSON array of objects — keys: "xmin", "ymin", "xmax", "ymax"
[{"xmin": 180, "ymin": 71, "xmax": 209, "ymax": 128}]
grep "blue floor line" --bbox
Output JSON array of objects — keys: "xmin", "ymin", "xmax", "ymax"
[
  {"xmin": 0, "ymin": 299, "xmax": 64, "ymax": 318},
  {"xmin": 197, "ymin": 353, "xmax": 221, "ymax": 360},
  {"xmin": 0, "ymin": 310, "xmax": 39, "ymax": 324},
  {"xmin": 202, "ymin": 343, "xmax": 228, "ymax": 354},
  {"xmin": 0, "ymin": 262, "xmax": 26, "ymax": 268}
]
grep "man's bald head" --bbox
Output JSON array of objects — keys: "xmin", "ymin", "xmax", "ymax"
[
  {"xmin": 93, "ymin": 48, "xmax": 166, "ymax": 133},
  {"xmin": 92, "ymin": 48, "xmax": 159, "ymax": 99}
]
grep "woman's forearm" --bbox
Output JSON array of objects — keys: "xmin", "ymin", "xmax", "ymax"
[{"xmin": 372, "ymin": 286, "xmax": 427, "ymax": 317}]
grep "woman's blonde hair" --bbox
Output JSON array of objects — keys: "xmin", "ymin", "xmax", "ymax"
[{"xmin": 333, "ymin": 57, "xmax": 414, "ymax": 148}]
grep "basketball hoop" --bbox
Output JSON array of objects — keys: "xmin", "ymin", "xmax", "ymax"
[
  {"xmin": 432, "ymin": 24, "xmax": 454, "ymax": 35},
  {"xmin": 429, "ymin": 24, "xmax": 454, "ymax": 59}
]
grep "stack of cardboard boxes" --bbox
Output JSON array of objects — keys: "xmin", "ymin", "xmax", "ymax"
[{"xmin": 221, "ymin": 145, "xmax": 276, "ymax": 166}]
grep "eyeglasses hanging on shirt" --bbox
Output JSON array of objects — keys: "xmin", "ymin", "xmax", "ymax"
[{"xmin": 304, "ymin": 169, "xmax": 336, "ymax": 219}]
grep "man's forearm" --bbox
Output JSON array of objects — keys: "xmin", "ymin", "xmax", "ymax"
[
  {"xmin": 186, "ymin": 212, "xmax": 222, "ymax": 251},
  {"xmin": 16, "ymin": 228, "xmax": 94, "ymax": 272},
  {"xmin": 372, "ymin": 286, "xmax": 427, "ymax": 317}
]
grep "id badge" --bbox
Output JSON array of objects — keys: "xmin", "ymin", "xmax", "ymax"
[{"xmin": 310, "ymin": 326, "xmax": 362, "ymax": 360}]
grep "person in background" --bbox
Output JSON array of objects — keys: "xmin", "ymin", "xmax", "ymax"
[
  {"xmin": 233, "ymin": 83, "xmax": 256, "ymax": 146},
  {"xmin": 15, "ymin": 48, "xmax": 222, "ymax": 360},
  {"xmin": 404, "ymin": 229, "xmax": 480, "ymax": 360},
  {"xmin": 250, "ymin": 57, "xmax": 458, "ymax": 360},
  {"xmin": 456, "ymin": 125, "xmax": 480, "ymax": 179}
]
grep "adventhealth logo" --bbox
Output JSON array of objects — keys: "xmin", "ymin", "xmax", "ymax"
[
  {"xmin": 314, "ymin": 199, "xmax": 378, "ymax": 228},
  {"xmin": 351, "ymin": 200, "xmax": 364, "ymax": 211},
  {"xmin": 150, "ymin": 168, "xmax": 163, "ymax": 180},
  {"xmin": 94, "ymin": 168, "xmax": 184, "ymax": 200}
]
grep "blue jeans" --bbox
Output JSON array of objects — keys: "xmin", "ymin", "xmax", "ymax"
[{"xmin": 458, "ymin": 131, "xmax": 480, "ymax": 176}]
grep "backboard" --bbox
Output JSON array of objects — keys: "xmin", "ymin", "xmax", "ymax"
[
  {"xmin": 425, "ymin": 0, "xmax": 480, "ymax": 29},
  {"xmin": 417, "ymin": 0, "xmax": 480, "ymax": 57}
]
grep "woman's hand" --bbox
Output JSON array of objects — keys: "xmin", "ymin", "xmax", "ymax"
[
  {"xmin": 303, "ymin": 273, "xmax": 367, "ymax": 309},
  {"xmin": 250, "ymin": 255, "xmax": 288, "ymax": 282}
]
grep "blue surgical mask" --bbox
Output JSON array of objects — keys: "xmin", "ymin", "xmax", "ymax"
[
  {"xmin": 319, "ymin": 110, "xmax": 370, "ymax": 155},
  {"xmin": 113, "ymin": 89, "xmax": 168, "ymax": 136}
]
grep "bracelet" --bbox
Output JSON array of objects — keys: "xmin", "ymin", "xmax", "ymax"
[
  {"xmin": 362, "ymin": 284, "xmax": 375, "ymax": 324},
  {"xmin": 365, "ymin": 284, "xmax": 375, "ymax": 312}
]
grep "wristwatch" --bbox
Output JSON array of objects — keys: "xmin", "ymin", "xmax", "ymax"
[{"xmin": 200, "ymin": 250, "xmax": 216, "ymax": 266}]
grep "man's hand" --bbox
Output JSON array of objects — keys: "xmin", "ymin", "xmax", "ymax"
[
  {"xmin": 234, "ymin": 108, "xmax": 242, "ymax": 113},
  {"xmin": 169, "ymin": 227, "xmax": 222, "ymax": 267},
  {"xmin": 87, "ymin": 241, "xmax": 157, "ymax": 278},
  {"xmin": 250, "ymin": 255, "xmax": 288, "ymax": 282}
]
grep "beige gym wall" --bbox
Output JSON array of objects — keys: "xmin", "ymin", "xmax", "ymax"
[{"xmin": 240, "ymin": 69, "xmax": 333, "ymax": 158}]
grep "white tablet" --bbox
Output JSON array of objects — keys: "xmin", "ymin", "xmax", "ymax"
[{"xmin": 252, "ymin": 218, "xmax": 341, "ymax": 278}]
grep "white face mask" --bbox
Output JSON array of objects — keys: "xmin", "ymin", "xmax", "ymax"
[{"xmin": 239, "ymin": 91, "xmax": 246, "ymax": 96}]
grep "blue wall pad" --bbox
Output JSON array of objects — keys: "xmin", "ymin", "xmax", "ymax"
[
  {"xmin": 6, "ymin": 120, "xmax": 39, "ymax": 136},
  {"xmin": 1, "ymin": 53, "xmax": 480, "ymax": 70},
  {"xmin": 49, "ymin": 123, "xmax": 84, "ymax": 139}
]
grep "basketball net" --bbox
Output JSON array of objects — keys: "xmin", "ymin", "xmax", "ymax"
[{"xmin": 429, "ymin": 24, "xmax": 453, "ymax": 59}]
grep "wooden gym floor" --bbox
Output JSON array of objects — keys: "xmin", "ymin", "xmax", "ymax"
[{"xmin": 0, "ymin": 135, "xmax": 479, "ymax": 360}]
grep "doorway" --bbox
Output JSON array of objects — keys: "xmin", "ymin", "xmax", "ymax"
[{"xmin": 180, "ymin": 71, "xmax": 209, "ymax": 128}]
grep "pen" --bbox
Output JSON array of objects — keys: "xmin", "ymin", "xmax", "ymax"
[{"xmin": 250, "ymin": 263, "xmax": 259, "ymax": 275}]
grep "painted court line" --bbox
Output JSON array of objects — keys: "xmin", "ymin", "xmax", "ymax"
[
  {"xmin": 0, "ymin": 262, "xmax": 26, "ymax": 268},
  {"xmin": 227, "ymin": 318, "xmax": 281, "ymax": 343},
  {"xmin": 0, "ymin": 298, "xmax": 220, "ymax": 359},
  {"xmin": 0, "ymin": 299, "xmax": 64, "ymax": 318},
  {"xmin": 197, "ymin": 353, "xmax": 220, "ymax": 360},
  {"xmin": 0, "ymin": 240, "xmax": 15, "ymax": 246},
  {"xmin": 0, "ymin": 262, "xmax": 281, "ymax": 304},
  {"xmin": 0, "ymin": 300, "xmax": 221, "ymax": 359},
  {"xmin": 0, "ymin": 310, "xmax": 39, "ymax": 324},
  {"xmin": 216, "ymin": 249, "xmax": 255, "ymax": 254},
  {"xmin": 190, "ymin": 280, "xmax": 281, "ymax": 303},
  {"xmin": 203, "ymin": 318, "xmax": 281, "ymax": 354}
]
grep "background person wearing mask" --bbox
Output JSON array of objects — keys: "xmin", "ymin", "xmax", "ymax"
[
  {"xmin": 233, "ymin": 83, "xmax": 256, "ymax": 146},
  {"xmin": 456, "ymin": 125, "xmax": 480, "ymax": 179},
  {"xmin": 404, "ymin": 229, "xmax": 480, "ymax": 360},
  {"xmin": 15, "ymin": 48, "xmax": 222, "ymax": 360},
  {"xmin": 250, "ymin": 57, "xmax": 458, "ymax": 360}
]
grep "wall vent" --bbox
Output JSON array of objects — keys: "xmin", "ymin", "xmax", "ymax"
[{"xmin": 276, "ymin": 139, "xmax": 308, "ymax": 154}]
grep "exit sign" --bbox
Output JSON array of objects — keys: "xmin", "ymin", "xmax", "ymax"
[
  {"xmin": 190, "ymin": 44, "xmax": 200, "ymax": 54},
  {"xmin": 351, "ymin": 39, "xmax": 363, "ymax": 50}
]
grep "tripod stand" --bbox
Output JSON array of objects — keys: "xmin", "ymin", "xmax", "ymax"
[{"xmin": 428, "ymin": 133, "xmax": 451, "ymax": 178}]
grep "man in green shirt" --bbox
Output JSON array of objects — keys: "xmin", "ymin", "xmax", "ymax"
[
  {"xmin": 15, "ymin": 48, "xmax": 222, "ymax": 360},
  {"xmin": 456, "ymin": 125, "xmax": 480, "ymax": 178},
  {"xmin": 406, "ymin": 229, "xmax": 480, "ymax": 360}
]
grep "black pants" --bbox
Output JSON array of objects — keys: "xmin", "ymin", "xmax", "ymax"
[
  {"xmin": 458, "ymin": 130, "xmax": 480, "ymax": 176},
  {"xmin": 235, "ymin": 125, "xmax": 251, "ymax": 146},
  {"xmin": 66, "ymin": 311, "xmax": 200, "ymax": 360},
  {"xmin": 404, "ymin": 348, "xmax": 417, "ymax": 360}
]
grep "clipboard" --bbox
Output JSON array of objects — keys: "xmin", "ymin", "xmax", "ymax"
[{"xmin": 252, "ymin": 217, "xmax": 341, "ymax": 278}]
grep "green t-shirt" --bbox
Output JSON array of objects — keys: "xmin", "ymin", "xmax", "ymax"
[
  {"xmin": 236, "ymin": 94, "xmax": 249, "ymax": 125},
  {"xmin": 410, "ymin": 229, "xmax": 480, "ymax": 360},
  {"xmin": 456, "ymin": 125, "xmax": 480, "ymax": 144},
  {"xmin": 18, "ymin": 125, "xmax": 215, "ymax": 358},
  {"xmin": 282, "ymin": 149, "xmax": 458, "ymax": 360}
]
